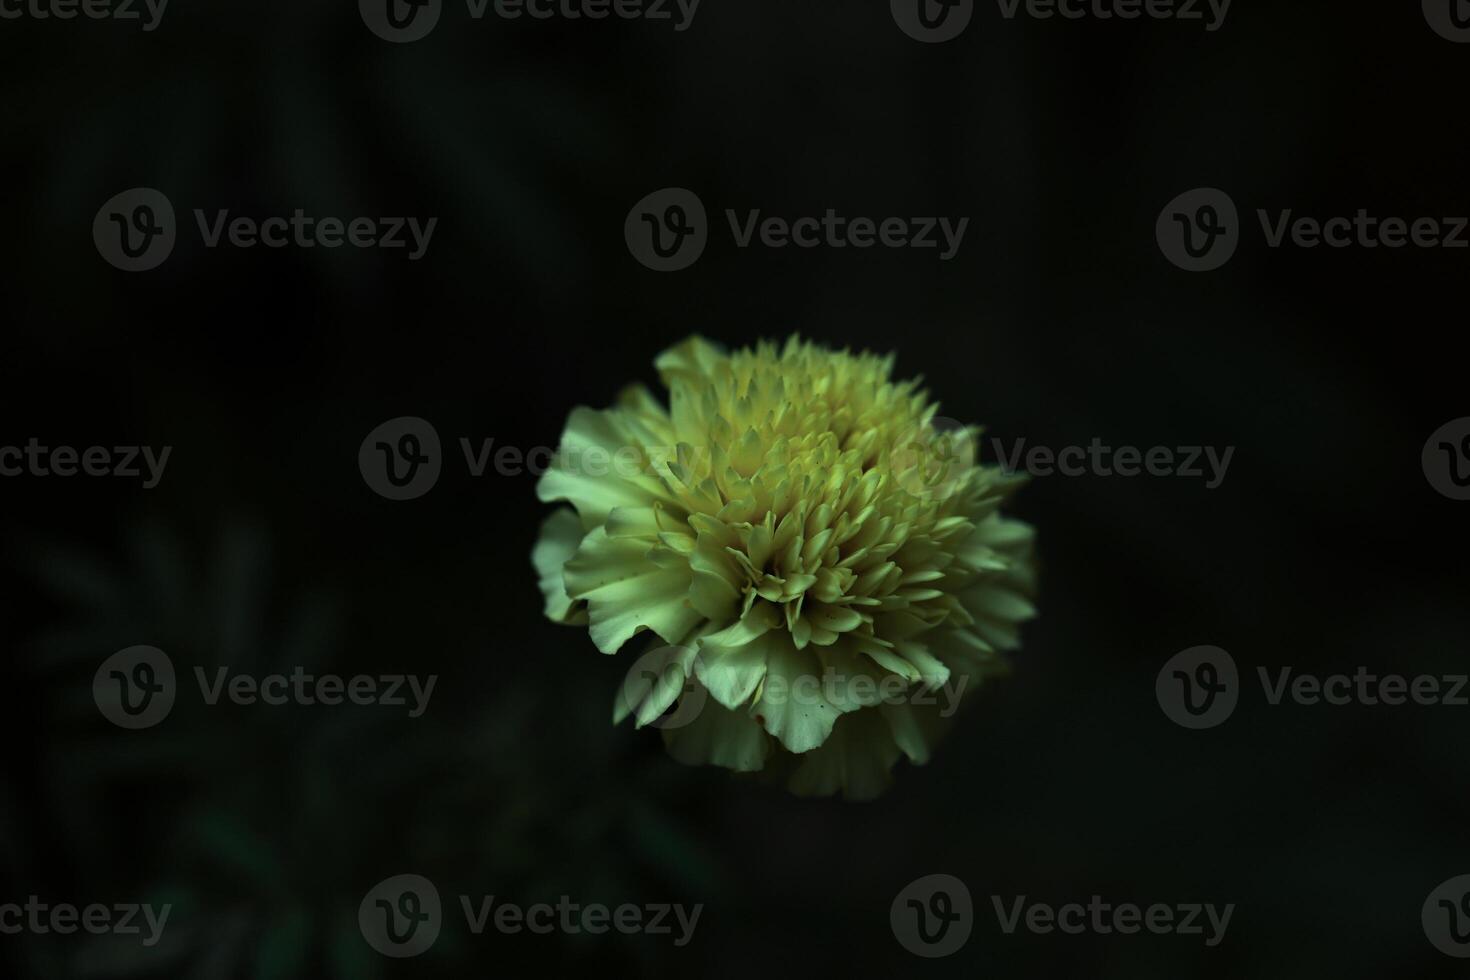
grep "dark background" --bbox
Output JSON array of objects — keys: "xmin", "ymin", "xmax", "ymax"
[{"xmin": 2, "ymin": 0, "xmax": 1468, "ymax": 976}]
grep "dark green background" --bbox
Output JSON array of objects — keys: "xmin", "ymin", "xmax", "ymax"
[{"xmin": 2, "ymin": 0, "xmax": 1467, "ymax": 976}]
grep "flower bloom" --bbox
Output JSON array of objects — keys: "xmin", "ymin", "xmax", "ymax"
[{"xmin": 533, "ymin": 336, "xmax": 1037, "ymax": 799}]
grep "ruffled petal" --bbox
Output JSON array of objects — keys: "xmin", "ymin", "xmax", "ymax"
[
  {"xmin": 662, "ymin": 683, "xmax": 771, "ymax": 773},
  {"xmin": 788, "ymin": 709, "xmax": 901, "ymax": 801},
  {"xmin": 613, "ymin": 644, "xmax": 700, "ymax": 728},
  {"xmin": 752, "ymin": 640, "xmax": 844, "ymax": 754},
  {"xmin": 535, "ymin": 407, "xmax": 672, "ymax": 529},
  {"xmin": 563, "ymin": 528, "xmax": 702, "ymax": 653},
  {"xmin": 531, "ymin": 508, "xmax": 588, "ymax": 624}
]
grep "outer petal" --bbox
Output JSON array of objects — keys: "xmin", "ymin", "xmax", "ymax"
[
  {"xmin": 531, "ymin": 508, "xmax": 588, "ymax": 624},
  {"xmin": 662, "ymin": 682, "xmax": 771, "ymax": 773},
  {"xmin": 695, "ymin": 633, "xmax": 773, "ymax": 712},
  {"xmin": 814, "ymin": 640, "xmax": 893, "ymax": 713},
  {"xmin": 926, "ymin": 626, "xmax": 1010, "ymax": 685},
  {"xmin": 961, "ymin": 581, "xmax": 1037, "ymax": 653},
  {"xmin": 956, "ymin": 515, "xmax": 1038, "ymax": 651},
  {"xmin": 563, "ymin": 528, "xmax": 702, "ymax": 653},
  {"xmin": 752, "ymin": 641, "xmax": 844, "ymax": 754},
  {"xmin": 613, "ymin": 644, "xmax": 700, "ymax": 728},
  {"xmin": 880, "ymin": 700, "xmax": 951, "ymax": 766},
  {"xmin": 535, "ymin": 407, "xmax": 670, "ymax": 529},
  {"xmin": 787, "ymin": 709, "xmax": 901, "ymax": 801},
  {"xmin": 654, "ymin": 335, "xmax": 726, "ymax": 390},
  {"xmin": 692, "ymin": 604, "xmax": 782, "ymax": 710}
]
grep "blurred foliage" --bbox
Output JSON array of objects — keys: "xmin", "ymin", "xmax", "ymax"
[{"xmin": 7, "ymin": 518, "xmax": 723, "ymax": 979}]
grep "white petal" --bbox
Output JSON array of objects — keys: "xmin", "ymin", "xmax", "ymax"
[
  {"xmin": 530, "ymin": 508, "xmax": 587, "ymax": 624},
  {"xmin": 564, "ymin": 528, "xmax": 702, "ymax": 654}
]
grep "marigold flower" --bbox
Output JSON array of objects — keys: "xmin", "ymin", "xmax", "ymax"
[{"xmin": 533, "ymin": 336, "xmax": 1037, "ymax": 799}]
